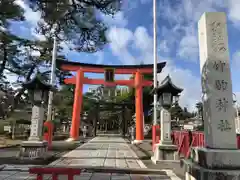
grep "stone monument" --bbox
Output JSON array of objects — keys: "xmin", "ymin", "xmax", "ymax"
[{"xmin": 183, "ymin": 12, "xmax": 240, "ymax": 180}]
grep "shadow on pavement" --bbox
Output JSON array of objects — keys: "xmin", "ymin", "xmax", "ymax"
[
  {"xmin": 87, "ymin": 141, "xmax": 131, "ymax": 144},
  {"xmin": 50, "ymin": 156, "xmax": 140, "ymax": 160},
  {"xmin": 126, "ymin": 138, "xmax": 185, "ymax": 179},
  {"xmin": 126, "ymin": 138, "xmax": 153, "ymax": 160},
  {"xmin": 0, "ymin": 138, "xmax": 93, "ymax": 165},
  {"xmin": 27, "ymin": 165, "xmax": 168, "ymax": 175}
]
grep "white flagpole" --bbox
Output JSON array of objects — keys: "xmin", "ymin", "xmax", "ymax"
[
  {"xmin": 47, "ymin": 35, "xmax": 57, "ymax": 121},
  {"xmin": 153, "ymin": 0, "xmax": 158, "ymax": 126}
]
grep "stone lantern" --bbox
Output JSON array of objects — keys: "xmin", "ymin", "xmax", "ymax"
[
  {"xmin": 19, "ymin": 74, "xmax": 55, "ymax": 159},
  {"xmin": 151, "ymin": 75, "xmax": 183, "ymax": 163},
  {"xmin": 157, "ymin": 76, "xmax": 182, "ymax": 109}
]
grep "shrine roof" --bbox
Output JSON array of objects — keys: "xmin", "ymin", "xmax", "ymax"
[
  {"xmin": 56, "ymin": 60, "xmax": 166, "ymax": 73},
  {"xmin": 23, "ymin": 74, "xmax": 56, "ymax": 91},
  {"xmin": 156, "ymin": 75, "xmax": 183, "ymax": 95},
  {"xmin": 150, "ymin": 75, "xmax": 183, "ymax": 96}
]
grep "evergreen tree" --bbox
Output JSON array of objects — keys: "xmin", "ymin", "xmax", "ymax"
[
  {"xmin": 0, "ymin": 0, "xmax": 25, "ymax": 29},
  {"xmin": 0, "ymin": 0, "xmax": 25, "ymax": 91},
  {"xmin": 28, "ymin": 0, "xmax": 122, "ymax": 52}
]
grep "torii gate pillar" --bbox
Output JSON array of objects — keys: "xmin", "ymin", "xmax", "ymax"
[
  {"xmin": 133, "ymin": 71, "xmax": 144, "ymax": 143},
  {"xmin": 68, "ymin": 69, "xmax": 83, "ymax": 141}
]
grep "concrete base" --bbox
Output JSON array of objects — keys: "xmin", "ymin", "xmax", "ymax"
[
  {"xmin": 19, "ymin": 141, "xmax": 48, "ymax": 160},
  {"xmin": 183, "ymin": 159, "xmax": 240, "ymax": 180},
  {"xmin": 131, "ymin": 140, "xmax": 143, "ymax": 144},
  {"xmin": 28, "ymin": 136, "xmax": 41, "ymax": 141},
  {"xmin": 151, "ymin": 143, "xmax": 179, "ymax": 164},
  {"xmin": 183, "ymin": 147, "xmax": 240, "ymax": 180},
  {"xmin": 191, "ymin": 147, "xmax": 240, "ymax": 169}
]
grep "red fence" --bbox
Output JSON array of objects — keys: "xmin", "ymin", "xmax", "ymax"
[
  {"xmin": 152, "ymin": 125, "xmax": 160, "ymax": 151},
  {"xmin": 172, "ymin": 131, "xmax": 240, "ymax": 158}
]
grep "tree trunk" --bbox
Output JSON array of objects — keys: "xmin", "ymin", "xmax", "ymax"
[
  {"xmin": 0, "ymin": 46, "xmax": 8, "ymax": 76},
  {"xmin": 11, "ymin": 65, "xmax": 36, "ymax": 110}
]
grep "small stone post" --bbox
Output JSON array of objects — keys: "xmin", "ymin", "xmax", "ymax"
[
  {"xmin": 28, "ymin": 105, "xmax": 45, "ymax": 141},
  {"xmin": 160, "ymin": 108, "xmax": 172, "ymax": 144},
  {"xmin": 183, "ymin": 12, "xmax": 240, "ymax": 180},
  {"xmin": 83, "ymin": 126, "xmax": 87, "ymax": 139}
]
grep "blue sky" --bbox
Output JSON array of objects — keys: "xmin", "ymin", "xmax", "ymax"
[{"xmin": 9, "ymin": 0, "xmax": 240, "ymax": 111}]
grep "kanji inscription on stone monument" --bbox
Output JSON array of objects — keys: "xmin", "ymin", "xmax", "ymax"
[
  {"xmin": 210, "ymin": 21, "xmax": 227, "ymax": 53},
  {"xmin": 29, "ymin": 105, "xmax": 44, "ymax": 141},
  {"xmin": 215, "ymin": 97, "xmax": 228, "ymax": 112},
  {"xmin": 160, "ymin": 108, "xmax": 171, "ymax": 143},
  {"xmin": 198, "ymin": 12, "xmax": 237, "ymax": 149},
  {"xmin": 213, "ymin": 61, "xmax": 226, "ymax": 72}
]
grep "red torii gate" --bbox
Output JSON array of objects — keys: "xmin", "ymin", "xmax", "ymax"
[{"xmin": 57, "ymin": 60, "xmax": 166, "ymax": 142}]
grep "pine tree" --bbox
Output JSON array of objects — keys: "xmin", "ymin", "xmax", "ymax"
[
  {"xmin": 0, "ymin": 0, "xmax": 25, "ymax": 29},
  {"xmin": 0, "ymin": 0, "xmax": 25, "ymax": 90},
  {"xmin": 28, "ymin": 0, "xmax": 122, "ymax": 52}
]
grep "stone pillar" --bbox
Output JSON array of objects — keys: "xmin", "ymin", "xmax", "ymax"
[
  {"xmin": 160, "ymin": 108, "xmax": 172, "ymax": 144},
  {"xmin": 151, "ymin": 108, "xmax": 178, "ymax": 163},
  {"xmin": 19, "ymin": 105, "xmax": 47, "ymax": 159},
  {"xmin": 63, "ymin": 124, "xmax": 66, "ymax": 132},
  {"xmin": 28, "ymin": 105, "xmax": 44, "ymax": 141},
  {"xmin": 183, "ymin": 12, "xmax": 240, "ymax": 180}
]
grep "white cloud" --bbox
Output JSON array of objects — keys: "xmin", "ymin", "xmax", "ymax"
[
  {"xmin": 228, "ymin": 0, "xmax": 240, "ymax": 27},
  {"xmin": 14, "ymin": 0, "xmax": 45, "ymax": 41},
  {"xmin": 232, "ymin": 51, "xmax": 240, "ymax": 68},
  {"xmin": 101, "ymin": 12, "xmax": 128, "ymax": 27},
  {"xmin": 14, "ymin": 0, "xmax": 40, "ymax": 25},
  {"xmin": 31, "ymin": 50, "xmax": 40, "ymax": 57},
  {"xmin": 107, "ymin": 25, "xmax": 201, "ymax": 111},
  {"xmin": 159, "ymin": 40, "xmax": 170, "ymax": 53},
  {"xmin": 156, "ymin": 0, "xmax": 240, "ymax": 62},
  {"xmin": 107, "ymin": 27, "xmax": 133, "ymax": 54},
  {"xmin": 134, "ymin": 26, "xmax": 153, "ymax": 52},
  {"xmin": 178, "ymin": 35, "xmax": 199, "ymax": 62}
]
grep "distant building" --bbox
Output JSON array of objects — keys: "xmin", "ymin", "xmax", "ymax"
[
  {"xmin": 88, "ymin": 86, "xmax": 129, "ymax": 102},
  {"xmin": 115, "ymin": 87, "xmax": 129, "ymax": 96},
  {"xmin": 88, "ymin": 87, "xmax": 97, "ymax": 94}
]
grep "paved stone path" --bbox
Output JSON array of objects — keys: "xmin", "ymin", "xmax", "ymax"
[
  {"xmin": 50, "ymin": 136, "xmax": 146, "ymax": 168},
  {"xmin": 0, "ymin": 135, "xmax": 182, "ymax": 179}
]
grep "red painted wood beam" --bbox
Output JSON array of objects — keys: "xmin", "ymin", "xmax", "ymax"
[
  {"xmin": 84, "ymin": 78, "xmax": 134, "ymax": 86},
  {"xmin": 64, "ymin": 77, "xmax": 76, "ymax": 84},
  {"xmin": 142, "ymin": 81, "xmax": 153, "ymax": 86},
  {"xmin": 64, "ymin": 77, "xmax": 153, "ymax": 86},
  {"xmin": 61, "ymin": 65, "xmax": 80, "ymax": 71},
  {"xmin": 61, "ymin": 65, "xmax": 154, "ymax": 74}
]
